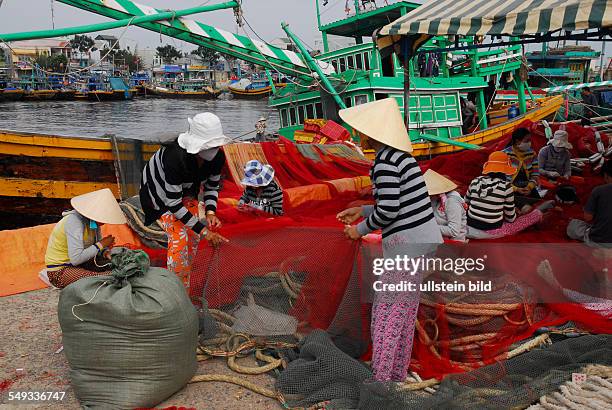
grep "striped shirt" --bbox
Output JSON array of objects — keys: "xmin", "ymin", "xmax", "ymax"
[
  {"xmin": 357, "ymin": 146, "xmax": 435, "ymax": 238},
  {"xmin": 502, "ymin": 146, "xmax": 539, "ymax": 190},
  {"xmin": 238, "ymin": 181, "xmax": 283, "ymax": 215},
  {"xmin": 140, "ymin": 141, "xmax": 225, "ymax": 234},
  {"xmin": 465, "ymin": 175, "xmax": 516, "ymax": 230}
]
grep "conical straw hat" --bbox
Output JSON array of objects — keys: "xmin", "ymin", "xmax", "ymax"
[
  {"xmin": 70, "ymin": 188, "xmax": 127, "ymax": 225},
  {"xmin": 423, "ymin": 169, "xmax": 458, "ymax": 196},
  {"xmin": 339, "ymin": 98, "xmax": 413, "ymax": 153}
]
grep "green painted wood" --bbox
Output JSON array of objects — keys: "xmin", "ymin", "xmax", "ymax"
[{"xmin": 0, "ymin": 2, "xmax": 238, "ymax": 41}]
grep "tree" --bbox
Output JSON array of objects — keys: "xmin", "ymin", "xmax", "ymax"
[
  {"xmin": 34, "ymin": 53, "xmax": 67, "ymax": 72},
  {"xmin": 156, "ymin": 44, "xmax": 182, "ymax": 64},
  {"xmin": 114, "ymin": 49, "xmax": 142, "ymax": 72},
  {"xmin": 69, "ymin": 34, "xmax": 95, "ymax": 54},
  {"xmin": 70, "ymin": 35, "xmax": 95, "ymax": 65},
  {"xmin": 101, "ymin": 45, "xmax": 117, "ymax": 62},
  {"xmin": 193, "ymin": 45, "xmax": 219, "ymax": 67}
]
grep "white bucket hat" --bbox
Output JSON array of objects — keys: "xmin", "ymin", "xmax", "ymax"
[
  {"xmin": 550, "ymin": 130, "xmax": 573, "ymax": 149},
  {"xmin": 71, "ymin": 188, "xmax": 127, "ymax": 225},
  {"xmin": 338, "ymin": 98, "xmax": 412, "ymax": 153},
  {"xmin": 178, "ymin": 112, "xmax": 231, "ymax": 154},
  {"xmin": 423, "ymin": 169, "xmax": 458, "ymax": 196}
]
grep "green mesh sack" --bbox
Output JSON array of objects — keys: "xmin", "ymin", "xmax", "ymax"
[{"xmin": 58, "ymin": 248, "xmax": 198, "ymax": 409}]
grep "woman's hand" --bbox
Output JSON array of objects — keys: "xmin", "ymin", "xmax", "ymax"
[
  {"xmin": 204, "ymin": 230, "xmax": 229, "ymax": 247},
  {"xmin": 206, "ymin": 212, "xmax": 222, "ymax": 229},
  {"xmin": 344, "ymin": 225, "xmax": 362, "ymax": 240},
  {"xmin": 100, "ymin": 235, "xmax": 115, "ymax": 249},
  {"xmin": 336, "ymin": 207, "xmax": 362, "ymax": 225}
]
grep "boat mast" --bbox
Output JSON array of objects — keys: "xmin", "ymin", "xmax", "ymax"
[
  {"xmin": 315, "ymin": 0, "xmax": 329, "ymax": 53},
  {"xmin": 0, "ymin": 2, "xmax": 239, "ymax": 42},
  {"xmin": 282, "ymin": 22, "xmax": 346, "ymax": 110}
]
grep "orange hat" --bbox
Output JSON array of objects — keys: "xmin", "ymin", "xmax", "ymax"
[{"xmin": 482, "ymin": 151, "xmax": 515, "ymax": 175}]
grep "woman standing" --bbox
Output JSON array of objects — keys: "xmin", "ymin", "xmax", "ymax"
[
  {"xmin": 140, "ymin": 112, "xmax": 229, "ymax": 289},
  {"xmin": 336, "ymin": 98, "xmax": 443, "ymax": 382},
  {"xmin": 44, "ymin": 188, "xmax": 126, "ymax": 289}
]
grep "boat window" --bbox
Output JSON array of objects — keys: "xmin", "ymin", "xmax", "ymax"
[
  {"xmin": 381, "ymin": 54, "xmax": 394, "ymax": 77},
  {"xmin": 364, "ymin": 53, "xmax": 370, "ymax": 70},
  {"xmin": 298, "ymin": 106, "xmax": 306, "ymax": 124},
  {"xmin": 306, "ymin": 104, "xmax": 314, "ymax": 119},
  {"xmin": 347, "ymin": 55, "xmax": 354, "ymax": 70},
  {"xmin": 344, "ymin": 96, "xmax": 352, "ymax": 107},
  {"xmin": 289, "ymin": 107, "xmax": 297, "ymax": 125},
  {"xmin": 355, "ymin": 54, "xmax": 363, "ymax": 69},
  {"xmin": 375, "ymin": 93, "xmax": 389, "ymax": 100},
  {"xmin": 339, "ymin": 58, "xmax": 347, "ymax": 72},
  {"xmin": 331, "ymin": 59, "xmax": 338, "ymax": 72},
  {"xmin": 315, "ymin": 102, "xmax": 323, "ymax": 118},
  {"xmin": 354, "ymin": 94, "xmax": 368, "ymax": 105},
  {"xmin": 281, "ymin": 109, "xmax": 289, "ymax": 128}
]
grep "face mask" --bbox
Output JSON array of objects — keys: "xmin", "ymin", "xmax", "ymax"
[
  {"xmin": 517, "ymin": 142, "xmax": 531, "ymax": 152},
  {"xmin": 198, "ymin": 148, "xmax": 219, "ymax": 161}
]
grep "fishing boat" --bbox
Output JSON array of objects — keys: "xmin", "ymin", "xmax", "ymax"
[
  {"xmin": 22, "ymin": 89, "xmax": 58, "ymax": 101},
  {"xmin": 0, "ymin": 88, "xmax": 25, "ymax": 101},
  {"xmin": 376, "ymin": 95, "xmax": 563, "ymax": 159},
  {"xmin": 228, "ymin": 78, "xmax": 286, "ymax": 99},
  {"xmin": 75, "ymin": 76, "xmax": 135, "ymax": 101},
  {"xmin": 0, "ymin": 129, "xmax": 160, "ymax": 230},
  {"xmin": 144, "ymin": 82, "xmax": 221, "ymax": 99}
]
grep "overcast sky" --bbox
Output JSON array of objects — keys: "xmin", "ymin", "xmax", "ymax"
[
  {"xmin": 0, "ymin": 0, "xmax": 366, "ymax": 52},
  {"xmin": 0, "ymin": 0, "xmax": 608, "ymax": 59}
]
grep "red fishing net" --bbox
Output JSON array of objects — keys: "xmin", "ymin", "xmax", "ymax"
[{"xmin": 187, "ymin": 127, "xmax": 610, "ymax": 385}]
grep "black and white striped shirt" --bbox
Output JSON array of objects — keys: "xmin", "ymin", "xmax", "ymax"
[
  {"xmin": 238, "ymin": 181, "xmax": 283, "ymax": 215},
  {"xmin": 465, "ymin": 175, "xmax": 516, "ymax": 230},
  {"xmin": 357, "ymin": 146, "xmax": 435, "ymax": 238},
  {"xmin": 140, "ymin": 141, "xmax": 224, "ymax": 234}
]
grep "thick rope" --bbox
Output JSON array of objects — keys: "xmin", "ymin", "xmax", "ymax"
[
  {"xmin": 528, "ymin": 366, "xmax": 612, "ymax": 410},
  {"xmin": 189, "ymin": 374, "xmax": 278, "ymax": 399}
]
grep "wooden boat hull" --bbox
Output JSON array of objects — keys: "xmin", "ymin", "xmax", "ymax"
[
  {"xmin": 75, "ymin": 90, "xmax": 135, "ymax": 101},
  {"xmin": 0, "ymin": 130, "xmax": 159, "ymax": 230},
  {"xmin": 54, "ymin": 90, "xmax": 77, "ymax": 100},
  {"xmin": 0, "ymin": 89, "xmax": 26, "ymax": 102},
  {"xmin": 23, "ymin": 90, "xmax": 58, "ymax": 101},
  {"xmin": 228, "ymin": 86, "xmax": 272, "ymax": 99},
  {"xmin": 364, "ymin": 95, "xmax": 564, "ymax": 160},
  {"xmin": 144, "ymin": 86, "xmax": 221, "ymax": 99}
]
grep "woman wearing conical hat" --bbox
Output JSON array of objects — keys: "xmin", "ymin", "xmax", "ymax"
[
  {"xmin": 336, "ymin": 98, "xmax": 443, "ymax": 382},
  {"xmin": 44, "ymin": 189, "xmax": 127, "ymax": 289},
  {"xmin": 423, "ymin": 169, "xmax": 467, "ymax": 242}
]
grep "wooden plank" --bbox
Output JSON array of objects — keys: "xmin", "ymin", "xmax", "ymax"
[
  {"xmin": 0, "ymin": 178, "xmax": 119, "ymax": 199},
  {"xmin": 0, "ymin": 197, "xmax": 68, "ymax": 230},
  {"xmin": 0, "ymin": 141, "xmax": 115, "ymax": 160},
  {"xmin": 0, "ymin": 131, "xmax": 113, "ymax": 150},
  {"xmin": 0, "ymin": 154, "xmax": 116, "ymax": 182}
]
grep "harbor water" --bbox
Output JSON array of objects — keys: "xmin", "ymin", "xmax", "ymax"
[{"xmin": 0, "ymin": 97, "xmax": 280, "ymax": 140}]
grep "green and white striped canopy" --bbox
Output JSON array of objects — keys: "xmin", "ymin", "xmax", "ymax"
[
  {"xmin": 379, "ymin": 0, "xmax": 611, "ymax": 37},
  {"xmin": 543, "ymin": 80, "xmax": 612, "ymax": 93}
]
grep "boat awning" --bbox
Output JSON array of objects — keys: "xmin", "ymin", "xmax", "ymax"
[
  {"xmin": 543, "ymin": 80, "xmax": 612, "ymax": 93},
  {"xmin": 377, "ymin": 0, "xmax": 612, "ymax": 59}
]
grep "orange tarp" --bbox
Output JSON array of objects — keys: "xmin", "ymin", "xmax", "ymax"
[
  {"xmin": 0, "ymin": 224, "xmax": 54, "ymax": 297},
  {"xmin": 0, "ymin": 223, "xmax": 144, "ymax": 297}
]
